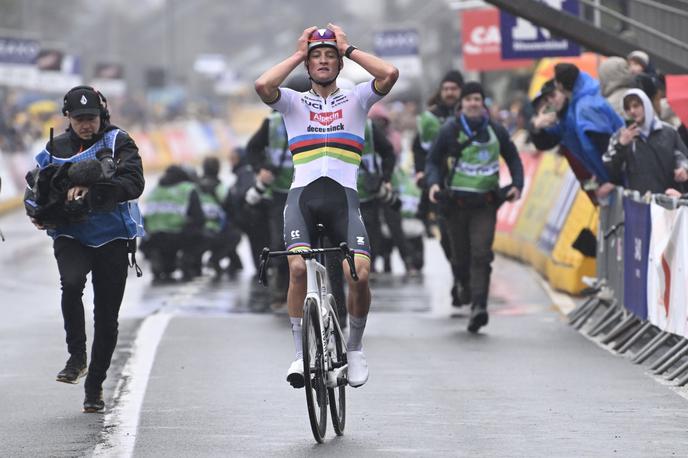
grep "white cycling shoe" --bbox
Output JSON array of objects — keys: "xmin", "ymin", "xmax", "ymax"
[
  {"xmin": 346, "ymin": 350, "xmax": 369, "ymax": 388},
  {"xmin": 286, "ymin": 358, "xmax": 305, "ymax": 388}
]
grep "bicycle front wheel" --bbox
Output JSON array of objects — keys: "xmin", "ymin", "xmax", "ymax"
[
  {"xmin": 303, "ymin": 298, "xmax": 328, "ymax": 443},
  {"xmin": 327, "ymin": 297, "xmax": 346, "ymax": 436}
]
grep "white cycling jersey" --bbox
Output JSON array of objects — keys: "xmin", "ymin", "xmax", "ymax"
[{"xmin": 268, "ymin": 80, "xmax": 385, "ymax": 190}]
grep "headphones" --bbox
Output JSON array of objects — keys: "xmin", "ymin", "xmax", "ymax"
[{"xmin": 62, "ymin": 85, "xmax": 110, "ymax": 122}]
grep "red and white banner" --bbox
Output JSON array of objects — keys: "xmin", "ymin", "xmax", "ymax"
[
  {"xmin": 461, "ymin": 9, "xmax": 533, "ymax": 72},
  {"xmin": 647, "ymin": 204, "xmax": 688, "ymax": 337}
]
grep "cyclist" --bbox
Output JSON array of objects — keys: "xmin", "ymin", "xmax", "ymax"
[{"xmin": 255, "ymin": 24, "xmax": 398, "ymax": 388}]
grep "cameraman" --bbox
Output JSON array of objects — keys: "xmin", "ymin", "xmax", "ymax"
[
  {"xmin": 26, "ymin": 86, "xmax": 144, "ymax": 413},
  {"xmin": 427, "ymin": 82, "xmax": 523, "ymax": 333}
]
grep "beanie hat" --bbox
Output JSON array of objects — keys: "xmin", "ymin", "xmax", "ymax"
[
  {"xmin": 460, "ymin": 81, "xmax": 484, "ymax": 100},
  {"xmin": 554, "ymin": 63, "xmax": 580, "ymax": 91},
  {"xmin": 441, "ymin": 70, "xmax": 464, "ymax": 88},
  {"xmin": 531, "ymin": 79, "xmax": 556, "ymax": 108},
  {"xmin": 634, "ymin": 73, "xmax": 657, "ymax": 101},
  {"xmin": 627, "ymin": 50, "xmax": 649, "ymax": 69}
]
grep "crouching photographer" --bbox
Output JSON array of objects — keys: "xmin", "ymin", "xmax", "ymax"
[{"xmin": 24, "ymin": 86, "xmax": 145, "ymax": 413}]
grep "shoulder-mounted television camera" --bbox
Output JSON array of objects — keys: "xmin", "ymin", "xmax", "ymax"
[{"xmin": 24, "ymin": 147, "xmax": 118, "ymax": 226}]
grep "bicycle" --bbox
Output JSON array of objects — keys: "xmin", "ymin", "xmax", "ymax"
[{"xmin": 258, "ymin": 229, "xmax": 358, "ymax": 443}]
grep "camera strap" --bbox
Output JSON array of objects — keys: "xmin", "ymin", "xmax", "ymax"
[{"xmin": 127, "ymin": 238, "xmax": 143, "ymax": 277}]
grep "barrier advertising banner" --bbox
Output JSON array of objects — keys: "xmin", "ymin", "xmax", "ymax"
[
  {"xmin": 537, "ymin": 169, "xmax": 578, "ymax": 254},
  {"xmin": 496, "ymin": 152, "xmax": 541, "ymax": 233},
  {"xmin": 512, "ymin": 152, "xmax": 567, "ymax": 241},
  {"xmin": 647, "ymin": 204, "xmax": 688, "ymax": 337},
  {"xmin": 623, "ymin": 198, "xmax": 651, "ymax": 319}
]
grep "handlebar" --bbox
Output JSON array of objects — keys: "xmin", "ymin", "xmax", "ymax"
[{"xmin": 258, "ymin": 242, "xmax": 359, "ymax": 286}]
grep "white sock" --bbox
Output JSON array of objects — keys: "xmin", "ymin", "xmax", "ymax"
[
  {"xmin": 290, "ymin": 317, "xmax": 303, "ymax": 359},
  {"xmin": 347, "ymin": 315, "xmax": 367, "ymax": 351}
]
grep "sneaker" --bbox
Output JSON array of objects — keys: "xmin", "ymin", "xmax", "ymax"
[
  {"xmin": 467, "ymin": 305, "xmax": 489, "ymax": 333},
  {"xmin": 347, "ymin": 350, "xmax": 369, "ymax": 388},
  {"xmin": 286, "ymin": 358, "xmax": 304, "ymax": 388},
  {"xmin": 56, "ymin": 354, "xmax": 87, "ymax": 384},
  {"xmin": 451, "ymin": 284, "xmax": 471, "ymax": 308},
  {"xmin": 83, "ymin": 389, "xmax": 105, "ymax": 413}
]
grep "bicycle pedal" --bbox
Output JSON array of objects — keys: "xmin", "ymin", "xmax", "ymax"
[{"xmin": 326, "ymin": 366, "xmax": 348, "ymax": 388}]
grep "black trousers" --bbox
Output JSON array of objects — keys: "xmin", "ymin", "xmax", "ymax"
[
  {"xmin": 269, "ymin": 192, "xmax": 289, "ymax": 301},
  {"xmin": 54, "ymin": 237, "xmax": 129, "ymax": 392},
  {"xmin": 380, "ymin": 203, "xmax": 412, "ymax": 269},
  {"xmin": 445, "ymin": 204, "xmax": 497, "ymax": 307}
]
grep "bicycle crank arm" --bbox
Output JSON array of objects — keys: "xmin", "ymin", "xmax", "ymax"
[{"xmin": 326, "ymin": 365, "xmax": 348, "ymax": 388}]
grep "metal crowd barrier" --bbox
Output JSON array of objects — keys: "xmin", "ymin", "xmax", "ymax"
[{"xmin": 567, "ymin": 187, "xmax": 688, "ymax": 386}]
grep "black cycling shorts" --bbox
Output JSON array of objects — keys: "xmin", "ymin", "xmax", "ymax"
[{"xmin": 283, "ymin": 177, "xmax": 371, "ymax": 261}]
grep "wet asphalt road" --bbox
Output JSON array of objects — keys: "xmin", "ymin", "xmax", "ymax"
[{"xmin": 1, "ymin": 208, "xmax": 688, "ymax": 457}]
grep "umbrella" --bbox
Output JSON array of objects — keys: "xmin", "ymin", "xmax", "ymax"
[{"xmin": 666, "ymin": 75, "xmax": 688, "ymax": 126}]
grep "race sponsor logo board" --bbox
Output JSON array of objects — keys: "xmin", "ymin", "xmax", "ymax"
[
  {"xmin": 461, "ymin": 9, "xmax": 533, "ymax": 71},
  {"xmin": 500, "ymin": 0, "xmax": 581, "ymax": 59},
  {"xmin": 623, "ymin": 197, "xmax": 651, "ymax": 319},
  {"xmin": 647, "ymin": 204, "xmax": 688, "ymax": 337},
  {"xmin": 496, "ymin": 152, "xmax": 541, "ymax": 233}
]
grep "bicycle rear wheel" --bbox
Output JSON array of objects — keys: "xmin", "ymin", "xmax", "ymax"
[
  {"xmin": 303, "ymin": 298, "xmax": 328, "ymax": 443},
  {"xmin": 327, "ymin": 297, "xmax": 346, "ymax": 436}
]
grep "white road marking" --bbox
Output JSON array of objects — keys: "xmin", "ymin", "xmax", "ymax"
[{"xmin": 93, "ymin": 312, "xmax": 172, "ymax": 457}]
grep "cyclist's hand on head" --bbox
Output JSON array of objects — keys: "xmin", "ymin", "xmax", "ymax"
[
  {"xmin": 327, "ymin": 23, "xmax": 350, "ymax": 56},
  {"xmin": 429, "ymin": 183, "xmax": 441, "ymax": 204},
  {"xmin": 298, "ymin": 26, "xmax": 318, "ymax": 58}
]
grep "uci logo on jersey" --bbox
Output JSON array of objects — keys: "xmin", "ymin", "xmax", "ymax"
[
  {"xmin": 302, "ymin": 98, "xmax": 323, "ymax": 110},
  {"xmin": 310, "ymin": 110, "xmax": 342, "ymax": 126}
]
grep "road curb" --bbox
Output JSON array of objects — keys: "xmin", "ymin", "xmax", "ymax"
[{"xmin": 530, "ymin": 268, "xmax": 577, "ymax": 316}]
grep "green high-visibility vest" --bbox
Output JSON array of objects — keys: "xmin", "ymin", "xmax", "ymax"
[
  {"xmin": 199, "ymin": 183, "xmax": 228, "ymax": 233},
  {"xmin": 356, "ymin": 119, "xmax": 380, "ymax": 202},
  {"xmin": 416, "ymin": 110, "xmax": 443, "ymax": 151},
  {"xmin": 144, "ymin": 182, "xmax": 196, "ymax": 233},
  {"xmin": 392, "ymin": 168, "xmax": 421, "ymax": 219},
  {"xmin": 267, "ymin": 111, "xmax": 293, "ymax": 193},
  {"xmin": 448, "ymin": 125, "xmax": 500, "ymax": 192}
]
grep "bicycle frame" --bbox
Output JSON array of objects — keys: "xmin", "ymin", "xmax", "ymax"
[
  {"xmin": 258, "ymin": 242, "xmax": 356, "ymax": 386},
  {"xmin": 304, "ymin": 257, "xmax": 341, "ymax": 381}
]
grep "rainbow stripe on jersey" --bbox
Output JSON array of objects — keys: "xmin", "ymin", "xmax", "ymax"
[{"xmin": 289, "ymin": 132, "xmax": 364, "ymax": 166}]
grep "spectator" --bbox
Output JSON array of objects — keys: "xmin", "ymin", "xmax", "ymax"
[
  {"xmin": 603, "ymin": 88, "xmax": 688, "ymax": 195},
  {"xmin": 529, "ymin": 79, "xmax": 599, "ymax": 203},
  {"xmin": 627, "ymin": 50, "xmax": 656, "ymax": 78},
  {"xmin": 544, "ymin": 63, "xmax": 623, "ymax": 199},
  {"xmin": 598, "ymin": 56, "xmax": 636, "ymax": 117}
]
